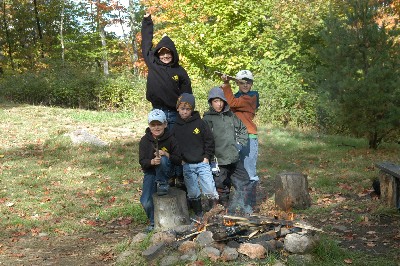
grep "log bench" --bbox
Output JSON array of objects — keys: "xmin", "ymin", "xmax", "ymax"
[{"xmin": 375, "ymin": 161, "xmax": 400, "ymax": 209}]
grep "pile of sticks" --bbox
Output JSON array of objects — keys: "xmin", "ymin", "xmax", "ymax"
[{"xmin": 177, "ymin": 205, "xmax": 322, "ymax": 242}]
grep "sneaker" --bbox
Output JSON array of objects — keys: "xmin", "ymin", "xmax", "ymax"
[
  {"xmin": 145, "ymin": 224, "xmax": 154, "ymax": 233},
  {"xmin": 157, "ymin": 182, "xmax": 169, "ymax": 196}
]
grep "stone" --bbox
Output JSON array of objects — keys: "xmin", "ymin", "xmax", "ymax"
[
  {"xmin": 173, "ymin": 224, "xmax": 194, "ymax": 234},
  {"xmin": 180, "ymin": 250, "xmax": 197, "ymax": 262},
  {"xmin": 221, "ymin": 246, "xmax": 238, "ymax": 261},
  {"xmin": 212, "ymin": 242, "xmax": 226, "ymax": 251},
  {"xmin": 284, "ymin": 233, "xmax": 319, "ymax": 254},
  {"xmin": 151, "ymin": 231, "xmax": 176, "ymax": 245},
  {"xmin": 260, "ymin": 239, "xmax": 278, "ymax": 252},
  {"xmin": 159, "ymin": 255, "xmax": 180, "ymax": 266},
  {"xmin": 142, "ymin": 242, "xmax": 166, "ymax": 260},
  {"xmin": 68, "ymin": 129, "xmax": 108, "ymax": 146},
  {"xmin": 199, "ymin": 246, "xmax": 220, "ymax": 262},
  {"xmin": 195, "ymin": 231, "xmax": 214, "ymax": 247},
  {"xmin": 130, "ymin": 232, "xmax": 147, "ymax": 245},
  {"xmin": 237, "ymin": 243, "xmax": 266, "ymax": 259},
  {"xmin": 178, "ymin": 241, "xmax": 197, "ymax": 253},
  {"xmin": 226, "ymin": 240, "xmax": 240, "ymax": 249}
]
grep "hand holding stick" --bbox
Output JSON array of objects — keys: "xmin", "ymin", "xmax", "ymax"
[{"xmin": 214, "ymin": 71, "xmax": 245, "ymax": 83}]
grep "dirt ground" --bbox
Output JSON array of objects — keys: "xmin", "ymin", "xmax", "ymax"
[
  {"xmin": 1, "ymin": 182, "xmax": 399, "ymax": 265},
  {"xmin": 257, "ymin": 178, "xmax": 400, "ymax": 260},
  {"xmin": 0, "ymin": 221, "xmax": 139, "ymax": 266}
]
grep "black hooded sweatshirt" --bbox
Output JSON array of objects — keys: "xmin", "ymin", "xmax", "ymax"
[
  {"xmin": 139, "ymin": 128, "xmax": 182, "ymax": 171},
  {"xmin": 141, "ymin": 15, "xmax": 192, "ymax": 110},
  {"xmin": 172, "ymin": 111, "xmax": 215, "ymax": 163}
]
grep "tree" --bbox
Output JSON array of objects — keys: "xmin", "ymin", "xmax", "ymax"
[{"xmin": 316, "ymin": 0, "xmax": 400, "ymax": 149}]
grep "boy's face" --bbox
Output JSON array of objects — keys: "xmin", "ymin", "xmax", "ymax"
[
  {"xmin": 211, "ymin": 98, "xmax": 225, "ymax": 113},
  {"xmin": 236, "ymin": 80, "xmax": 253, "ymax": 94},
  {"xmin": 149, "ymin": 121, "xmax": 167, "ymax": 138},
  {"xmin": 177, "ymin": 103, "xmax": 192, "ymax": 120},
  {"xmin": 159, "ymin": 50, "xmax": 173, "ymax": 64}
]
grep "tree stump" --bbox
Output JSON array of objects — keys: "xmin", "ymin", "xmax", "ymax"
[
  {"xmin": 376, "ymin": 162, "xmax": 400, "ymax": 209},
  {"xmin": 275, "ymin": 172, "xmax": 311, "ymax": 211},
  {"xmin": 153, "ymin": 187, "xmax": 190, "ymax": 231}
]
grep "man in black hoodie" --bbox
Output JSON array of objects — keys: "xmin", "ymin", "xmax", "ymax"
[{"xmin": 141, "ymin": 13, "xmax": 192, "ymax": 129}]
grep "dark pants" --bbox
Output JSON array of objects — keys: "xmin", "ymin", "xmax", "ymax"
[
  {"xmin": 140, "ymin": 156, "xmax": 171, "ymax": 225},
  {"xmin": 213, "ymin": 161, "xmax": 253, "ymax": 214}
]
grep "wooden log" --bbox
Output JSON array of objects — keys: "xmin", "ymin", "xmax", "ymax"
[
  {"xmin": 376, "ymin": 162, "xmax": 400, "ymax": 209},
  {"xmin": 153, "ymin": 187, "xmax": 190, "ymax": 231},
  {"xmin": 275, "ymin": 172, "xmax": 311, "ymax": 211}
]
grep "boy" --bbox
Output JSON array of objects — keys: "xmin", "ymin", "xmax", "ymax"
[
  {"xmin": 138, "ymin": 109, "xmax": 182, "ymax": 232},
  {"xmin": 220, "ymin": 70, "xmax": 260, "ymax": 208},
  {"xmin": 203, "ymin": 87, "xmax": 253, "ymax": 214},
  {"xmin": 141, "ymin": 13, "xmax": 192, "ymax": 129},
  {"xmin": 172, "ymin": 93, "xmax": 219, "ymax": 218}
]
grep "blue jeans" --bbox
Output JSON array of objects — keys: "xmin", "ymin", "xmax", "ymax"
[
  {"xmin": 240, "ymin": 137, "xmax": 259, "ymax": 181},
  {"xmin": 183, "ymin": 162, "xmax": 219, "ymax": 199},
  {"xmin": 140, "ymin": 156, "xmax": 172, "ymax": 225}
]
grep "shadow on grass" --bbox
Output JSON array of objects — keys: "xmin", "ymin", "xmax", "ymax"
[{"xmin": 0, "ymin": 132, "xmax": 147, "ymax": 237}]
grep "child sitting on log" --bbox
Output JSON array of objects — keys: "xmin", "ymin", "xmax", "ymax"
[
  {"xmin": 171, "ymin": 93, "xmax": 219, "ymax": 219},
  {"xmin": 138, "ymin": 109, "xmax": 182, "ymax": 232}
]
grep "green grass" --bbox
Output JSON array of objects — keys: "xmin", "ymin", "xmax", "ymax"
[
  {"xmin": 0, "ymin": 103, "xmax": 148, "ymax": 239},
  {"xmin": 1, "ymin": 102, "xmax": 399, "ymax": 264}
]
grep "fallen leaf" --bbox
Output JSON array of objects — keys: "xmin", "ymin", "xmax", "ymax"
[
  {"xmin": 344, "ymin": 258, "xmax": 353, "ymax": 264},
  {"xmin": 5, "ymin": 202, "xmax": 15, "ymax": 207},
  {"xmin": 118, "ymin": 217, "xmax": 133, "ymax": 226},
  {"xmin": 338, "ymin": 183, "xmax": 353, "ymax": 191},
  {"xmin": 108, "ymin": 196, "xmax": 116, "ymax": 203},
  {"xmin": 11, "ymin": 253, "xmax": 25, "ymax": 258}
]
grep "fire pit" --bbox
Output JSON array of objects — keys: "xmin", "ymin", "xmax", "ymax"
[{"xmin": 176, "ymin": 204, "xmax": 322, "ymax": 243}]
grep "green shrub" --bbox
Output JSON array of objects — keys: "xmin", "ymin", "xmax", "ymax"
[{"xmin": 97, "ymin": 72, "xmax": 148, "ymax": 112}]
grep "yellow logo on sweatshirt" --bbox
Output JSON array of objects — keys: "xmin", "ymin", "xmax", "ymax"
[
  {"xmin": 193, "ymin": 128, "xmax": 200, "ymax": 134},
  {"xmin": 172, "ymin": 75, "xmax": 179, "ymax": 81}
]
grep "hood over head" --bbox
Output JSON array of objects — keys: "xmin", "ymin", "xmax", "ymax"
[{"xmin": 155, "ymin": 35, "xmax": 179, "ymax": 65}]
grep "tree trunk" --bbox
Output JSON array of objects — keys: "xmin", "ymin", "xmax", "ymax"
[
  {"xmin": 96, "ymin": 0, "xmax": 109, "ymax": 76},
  {"xmin": 275, "ymin": 172, "xmax": 311, "ymax": 211},
  {"xmin": 128, "ymin": 0, "xmax": 139, "ymax": 73},
  {"xmin": 33, "ymin": 0, "xmax": 44, "ymax": 58},
  {"xmin": 2, "ymin": 0, "xmax": 14, "ymax": 70},
  {"xmin": 99, "ymin": 25, "xmax": 109, "ymax": 76},
  {"xmin": 153, "ymin": 187, "xmax": 190, "ymax": 231},
  {"xmin": 60, "ymin": 0, "xmax": 65, "ymax": 65}
]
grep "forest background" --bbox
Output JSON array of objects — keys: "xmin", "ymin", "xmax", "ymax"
[{"xmin": 0, "ymin": 0, "xmax": 399, "ymax": 149}]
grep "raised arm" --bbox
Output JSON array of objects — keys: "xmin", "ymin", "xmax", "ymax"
[{"xmin": 141, "ymin": 13, "xmax": 154, "ymax": 66}]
